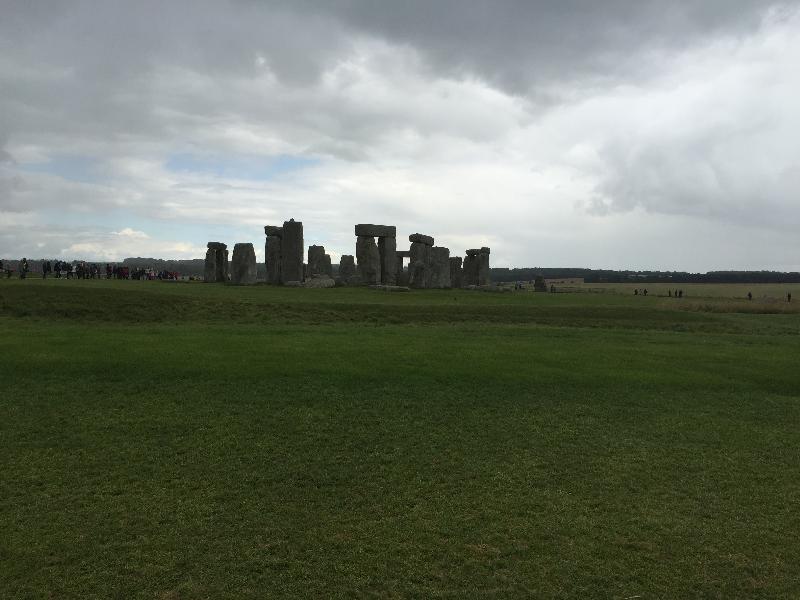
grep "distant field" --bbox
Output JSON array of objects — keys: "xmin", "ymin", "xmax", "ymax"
[
  {"xmin": 581, "ymin": 282, "xmax": 800, "ymax": 299},
  {"xmin": 2, "ymin": 279, "xmax": 799, "ymax": 598}
]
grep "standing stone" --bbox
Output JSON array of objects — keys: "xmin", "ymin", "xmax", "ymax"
[
  {"xmin": 477, "ymin": 247, "xmax": 491, "ymax": 286},
  {"xmin": 408, "ymin": 241, "xmax": 431, "ymax": 288},
  {"xmin": 307, "ymin": 245, "xmax": 328, "ymax": 277},
  {"xmin": 230, "ymin": 243, "xmax": 257, "ymax": 285},
  {"xmin": 204, "ymin": 248, "xmax": 217, "ymax": 282},
  {"xmin": 264, "ymin": 226, "xmax": 283, "ymax": 285},
  {"xmin": 449, "ymin": 256, "xmax": 463, "ymax": 289},
  {"xmin": 463, "ymin": 250, "xmax": 479, "ymax": 286},
  {"xmin": 429, "ymin": 247, "xmax": 451, "ymax": 288},
  {"xmin": 356, "ymin": 235, "xmax": 381, "ymax": 285},
  {"xmin": 216, "ymin": 248, "xmax": 229, "ymax": 283},
  {"xmin": 205, "ymin": 242, "xmax": 228, "ymax": 283},
  {"xmin": 281, "ymin": 219, "xmax": 304, "ymax": 283},
  {"xmin": 339, "ymin": 255, "xmax": 357, "ymax": 285},
  {"xmin": 378, "ymin": 236, "xmax": 397, "ymax": 286}
]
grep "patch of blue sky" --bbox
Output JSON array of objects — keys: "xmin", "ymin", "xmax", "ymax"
[
  {"xmin": 165, "ymin": 153, "xmax": 320, "ymax": 181},
  {"xmin": 18, "ymin": 155, "xmax": 103, "ymax": 184}
]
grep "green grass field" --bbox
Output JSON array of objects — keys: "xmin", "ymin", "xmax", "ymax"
[{"xmin": 2, "ymin": 279, "xmax": 799, "ymax": 598}]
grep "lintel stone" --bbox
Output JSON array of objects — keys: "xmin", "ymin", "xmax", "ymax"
[
  {"xmin": 409, "ymin": 233, "xmax": 434, "ymax": 245},
  {"xmin": 207, "ymin": 241, "xmax": 227, "ymax": 250},
  {"xmin": 355, "ymin": 224, "xmax": 396, "ymax": 238},
  {"xmin": 264, "ymin": 226, "xmax": 283, "ymax": 237}
]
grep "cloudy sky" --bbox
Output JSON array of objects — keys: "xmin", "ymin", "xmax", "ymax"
[{"xmin": 1, "ymin": 1, "xmax": 798, "ymax": 271}]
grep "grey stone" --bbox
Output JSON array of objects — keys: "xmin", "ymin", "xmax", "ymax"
[
  {"xmin": 204, "ymin": 243, "xmax": 229, "ymax": 283},
  {"xmin": 338, "ymin": 255, "xmax": 357, "ymax": 285},
  {"xmin": 263, "ymin": 225, "xmax": 283, "ymax": 237},
  {"xmin": 396, "ymin": 250, "xmax": 411, "ymax": 258},
  {"xmin": 478, "ymin": 247, "xmax": 491, "ymax": 286},
  {"xmin": 449, "ymin": 256, "xmax": 463, "ymax": 289},
  {"xmin": 284, "ymin": 280, "xmax": 303, "ymax": 287},
  {"xmin": 204, "ymin": 248, "xmax": 217, "ymax": 282},
  {"xmin": 378, "ymin": 236, "xmax": 397, "ymax": 285},
  {"xmin": 216, "ymin": 248, "xmax": 229, "ymax": 282},
  {"xmin": 355, "ymin": 224, "xmax": 396, "ymax": 238},
  {"xmin": 281, "ymin": 219, "xmax": 304, "ymax": 283},
  {"xmin": 463, "ymin": 253, "xmax": 478, "ymax": 286},
  {"xmin": 408, "ymin": 241, "xmax": 431, "ymax": 288},
  {"xmin": 356, "ymin": 235, "xmax": 381, "ymax": 285},
  {"xmin": 230, "ymin": 243, "xmax": 257, "ymax": 285},
  {"xmin": 305, "ymin": 275, "xmax": 336, "ymax": 288},
  {"xmin": 368, "ymin": 285, "xmax": 410, "ymax": 292},
  {"xmin": 409, "ymin": 233, "xmax": 434, "ymax": 246},
  {"xmin": 265, "ymin": 234, "xmax": 282, "ymax": 284},
  {"xmin": 429, "ymin": 246, "xmax": 451, "ymax": 288},
  {"xmin": 307, "ymin": 245, "xmax": 330, "ymax": 277},
  {"xmin": 465, "ymin": 248, "xmax": 481, "ymax": 256}
]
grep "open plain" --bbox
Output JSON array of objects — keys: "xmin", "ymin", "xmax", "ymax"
[{"xmin": 2, "ymin": 279, "xmax": 799, "ymax": 598}]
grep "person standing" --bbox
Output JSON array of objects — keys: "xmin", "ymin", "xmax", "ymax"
[
  {"xmin": 20, "ymin": 257, "xmax": 29, "ymax": 279},
  {"xmin": 42, "ymin": 259, "xmax": 52, "ymax": 279}
]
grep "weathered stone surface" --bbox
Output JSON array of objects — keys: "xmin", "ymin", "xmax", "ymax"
[
  {"xmin": 355, "ymin": 224, "xmax": 396, "ymax": 238},
  {"xmin": 204, "ymin": 248, "xmax": 217, "ymax": 282},
  {"xmin": 338, "ymin": 255, "xmax": 357, "ymax": 285},
  {"xmin": 409, "ymin": 233, "xmax": 434, "ymax": 246},
  {"xmin": 281, "ymin": 219, "xmax": 304, "ymax": 283},
  {"xmin": 207, "ymin": 241, "xmax": 226, "ymax": 250},
  {"xmin": 305, "ymin": 275, "xmax": 336, "ymax": 288},
  {"xmin": 284, "ymin": 280, "xmax": 303, "ymax": 287},
  {"xmin": 429, "ymin": 246, "xmax": 451, "ymax": 288},
  {"xmin": 465, "ymin": 248, "xmax": 481, "ymax": 256},
  {"xmin": 263, "ymin": 226, "xmax": 283, "ymax": 237},
  {"xmin": 477, "ymin": 247, "xmax": 491, "ymax": 286},
  {"xmin": 214, "ymin": 248, "xmax": 229, "ymax": 282},
  {"xmin": 463, "ymin": 253, "xmax": 478, "ymax": 286},
  {"xmin": 378, "ymin": 236, "xmax": 397, "ymax": 285},
  {"xmin": 356, "ymin": 235, "xmax": 381, "ymax": 285},
  {"xmin": 230, "ymin": 243, "xmax": 257, "ymax": 285},
  {"xmin": 265, "ymin": 234, "xmax": 282, "ymax": 284},
  {"xmin": 449, "ymin": 256, "xmax": 463, "ymax": 289},
  {"xmin": 408, "ymin": 241, "xmax": 431, "ymax": 288},
  {"xmin": 307, "ymin": 245, "xmax": 331, "ymax": 277},
  {"xmin": 396, "ymin": 250, "xmax": 411, "ymax": 258}
]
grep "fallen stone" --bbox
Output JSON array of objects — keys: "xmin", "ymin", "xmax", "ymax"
[
  {"xmin": 305, "ymin": 275, "xmax": 336, "ymax": 288},
  {"xmin": 368, "ymin": 285, "xmax": 410, "ymax": 292}
]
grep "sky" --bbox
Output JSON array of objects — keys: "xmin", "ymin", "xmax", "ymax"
[{"xmin": 1, "ymin": 0, "xmax": 799, "ymax": 271}]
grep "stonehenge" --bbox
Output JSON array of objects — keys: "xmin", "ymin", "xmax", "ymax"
[
  {"xmin": 204, "ymin": 242, "xmax": 228, "ymax": 282},
  {"xmin": 230, "ymin": 243, "xmax": 257, "ymax": 285},
  {"xmin": 218, "ymin": 219, "xmax": 493, "ymax": 289}
]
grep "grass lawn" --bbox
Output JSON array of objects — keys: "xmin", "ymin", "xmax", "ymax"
[{"xmin": 2, "ymin": 279, "xmax": 799, "ymax": 598}]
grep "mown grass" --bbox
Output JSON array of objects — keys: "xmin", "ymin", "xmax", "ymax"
[{"xmin": 1, "ymin": 279, "xmax": 799, "ymax": 598}]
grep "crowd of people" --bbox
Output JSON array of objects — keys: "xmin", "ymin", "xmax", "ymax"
[{"xmin": 0, "ymin": 258, "xmax": 179, "ymax": 281}]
